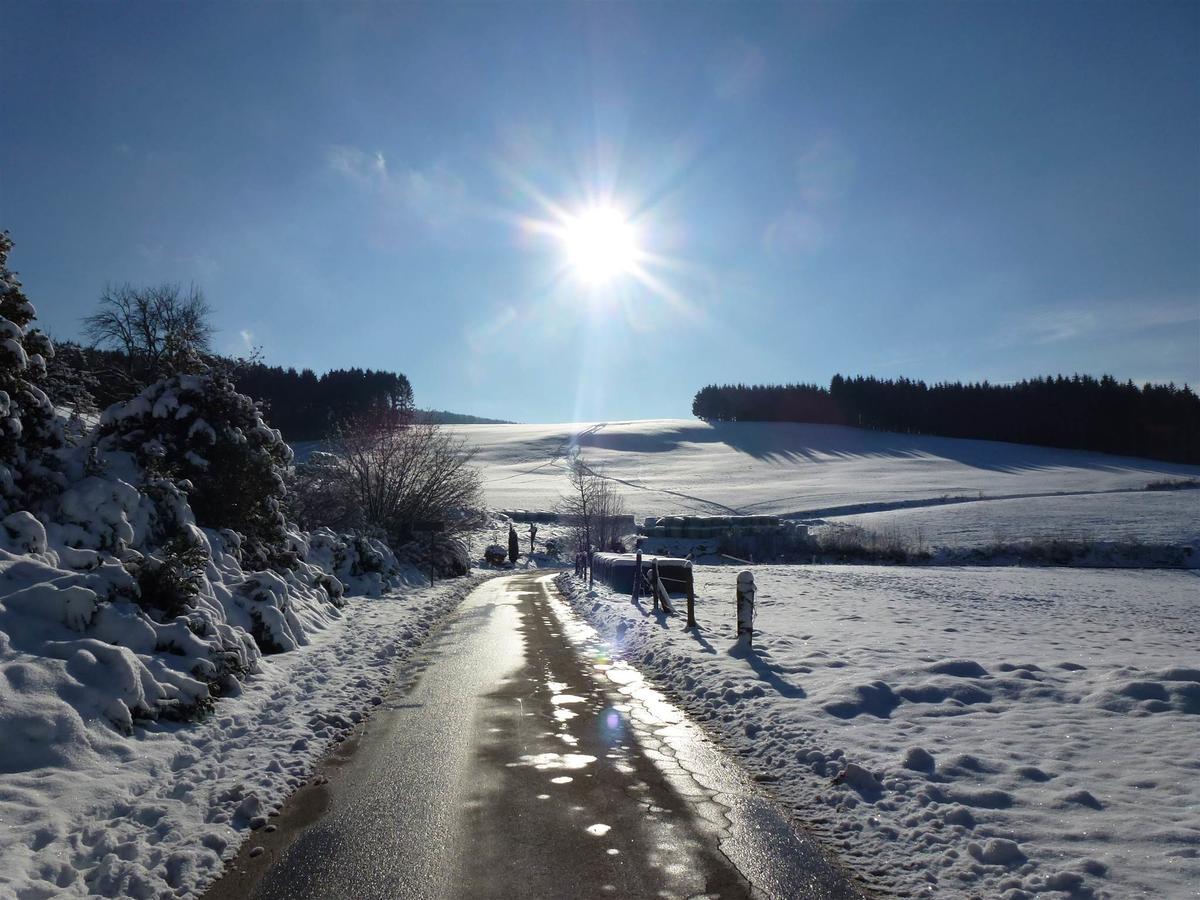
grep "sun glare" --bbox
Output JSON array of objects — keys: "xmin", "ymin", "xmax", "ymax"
[{"xmin": 561, "ymin": 207, "xmax": 639, "ymax": 285}]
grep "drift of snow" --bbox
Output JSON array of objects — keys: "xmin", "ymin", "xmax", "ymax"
[{"xmin": 557, "ymin": 565, "xmax": 1199, "ymax": 899}]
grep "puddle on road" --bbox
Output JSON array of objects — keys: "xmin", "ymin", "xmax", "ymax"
[
  {"xmin": 508, "ymin": 752, "xmax": 598, "ymax": 771},
  {"xmin": 534, "ymin": 574, "xmax": 855, "ymax": 900}
]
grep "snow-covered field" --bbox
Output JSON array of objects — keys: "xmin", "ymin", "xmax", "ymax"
[
  {"xmin": 557, "ymin": 566, "xmax": 1200, "ymax": 899},
  {"xmin": 0, "ymin": 573, "xmax": 492, "ymax": 899},
  {"xmin": 826, "ymin": 489, "xmax": 1200, "ymax": 551},
  {"xmin": 450, "ymin": 420, "xmax": 1200, "ymax": 546}
]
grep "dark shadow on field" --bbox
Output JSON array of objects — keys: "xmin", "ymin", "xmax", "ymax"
[
  {"xmin": 686, "ymin": 627, "xmax": 717, "ymax": 655},
  {"xmin": 562, "ymin": 420, "xmax": 1189, "ymax": 477},
  {"xmin": 727, "ymin": 642, "xmax": 806, "ymax": 699}
]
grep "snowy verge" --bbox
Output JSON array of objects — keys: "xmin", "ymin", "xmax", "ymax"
[
  {"xmin": 556, "ymin": 567, "xmax": 1200, "ymax": 899},
  {"xmin": 0, "ymin": 572, "xmax": 493, "ymax": 899}
]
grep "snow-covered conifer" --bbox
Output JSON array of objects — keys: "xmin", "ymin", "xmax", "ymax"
[
  {"xmin": 98, "ymin": 373, "xmax": 293, "ymax": 567},
  {"xmin": 0, "ymin": 232, "xmax": 65, "ymax": 516}
]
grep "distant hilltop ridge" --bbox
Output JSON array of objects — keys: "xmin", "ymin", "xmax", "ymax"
[{"xmin": 415, "ymin": 409, "xmax": 514, "ymax": 425}]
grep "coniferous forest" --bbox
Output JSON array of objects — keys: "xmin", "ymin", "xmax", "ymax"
[
  {"xmin": 232, "ymin": 363, "xmax": 413, "ymax": 441},
  {"xmin": 691, "ymin": 375, "xmax": 1200, "ymax": 464}
]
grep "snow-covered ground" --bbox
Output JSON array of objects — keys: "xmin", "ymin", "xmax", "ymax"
[
  {"xmin": 557, "ymin": 565, "xmax": 1200, "ymax": 899},
  {"xmin": 825, "ymin": 489, "xmax": 1200, "ymax": 551},
  {"xmin": 0, "ymin": 573, "xmax": 492, "ymax": 899},
  {"xmin": 449, "ymin": 420, "xmax": 1200, "ymax": 522}
]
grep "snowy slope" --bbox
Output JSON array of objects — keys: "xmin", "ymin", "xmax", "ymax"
[
  {"xmin": 450, "ymin": 420, "xmax": 1200, "ymax": 525},
  {"xmin": 557, "ymin": 566, "xmax": 1200, "ymax": 899}
]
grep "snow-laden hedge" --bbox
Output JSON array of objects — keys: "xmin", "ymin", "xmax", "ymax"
[
  {"xmin": 0, "ymin": 239, "xmax": 415, "ymax": 769},
  {"xmin": 0, "ymin": 516, "xmax": 404, "ymax": 748}
]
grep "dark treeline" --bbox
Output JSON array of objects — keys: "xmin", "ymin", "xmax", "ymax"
[
  {"xmin": 415, "ymin": 409, "xmax": 514, "ymax": 426},
  {"xmin": 48, "ymin": 343, "xmax": 414, "ymax": 442},
  {"xmin": 231, "ymin": 364, "xmax": 413, "ymax": 441},
  {"xmin": 692, "ymin": 375, "xmax": 1200, "ymax": 464}
]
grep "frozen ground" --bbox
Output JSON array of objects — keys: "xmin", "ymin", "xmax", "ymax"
[
  {"xmin": 557, "ymin": 565, "xmax": 1200, "ymax": 899},
  {"xmin": 824, "ymin": 489, "xmax": 1199, "ymax": 551},
  {"xmin": 447, "ymin": 420, "xmax": 1200, "ymax": 522},
  {"xmin": 0, "ymin": 573, "xmax": 491, "ymax": 899}
]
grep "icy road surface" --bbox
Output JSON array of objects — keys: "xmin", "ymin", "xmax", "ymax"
[{"xmin": 203, "ymin": 572, "xmax": 860, "ymax": 899}]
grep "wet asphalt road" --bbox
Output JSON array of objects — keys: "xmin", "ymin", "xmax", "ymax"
[{"xmin": 203, "ymin": 572, "xmax": 860, "ymax": 900}]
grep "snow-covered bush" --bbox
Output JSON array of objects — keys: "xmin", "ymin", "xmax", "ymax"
[
  {"xmin": 286, "ymin": 451, "xmax": 364, "ymax": 533},
  {"xmin": 126, "ymin": 533, "xmax": 209, "ymax": 618},
  {"xmin": 0, "ymin": 232, "xmax": 65, "ymax": 516},
  {"xmin": 397, "ymin": 533, "xmax": 471, "ymax": 578},
  {"xmin": 294, "ymin": 527, "xmax": 406, "ymax": 597},
  {"xmin": 97, "ymin": 374, "xmax": 293, "ymax": 567}
]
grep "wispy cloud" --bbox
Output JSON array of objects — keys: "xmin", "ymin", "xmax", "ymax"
[
  {"xmin": 762, "ymin": 134, "xmax": 854, "ymax": 257},
  {"xmin": 763, "ymin": 209, "xmax": 827, "ymax": 257},
  {"xmin": 997, "ymin": 297, "xmax": 1198, "ymax": 346},
  {"xmin": 795, "ymin": 134, "xmax": 855, "ymax": 206},
  {"xmin": 135, "ymin": 243, "xmax": 220, "ymax": 281},
  {"xmin": 709, "ymin": 39, "xmax": 766, "ymax": 100},
  {"xmin": 327, "ymin": 145, "xmax": 467, "ymax": 229}
]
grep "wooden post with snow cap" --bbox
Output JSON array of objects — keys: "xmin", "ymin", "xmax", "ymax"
[
  {"xmin": 736, "ymin": 570, "xmax": 756, "ymax": 648},
  {"xmin": 588, "ymin": 548, "xmax": 594, "ymax": 588}
]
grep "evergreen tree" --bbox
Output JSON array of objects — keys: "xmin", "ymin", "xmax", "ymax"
[{"xmin": 0, "ymin": 232, "xmax": 65, "ymax": 516}]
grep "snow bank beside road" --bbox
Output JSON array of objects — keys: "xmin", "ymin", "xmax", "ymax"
[
  {"xmin": 557, "ymin": 566, "xmax": 1200, "ymax": 899},
  {"xmin": 0, "ymin": 572, "xmax": 489, "ymax": 899}
]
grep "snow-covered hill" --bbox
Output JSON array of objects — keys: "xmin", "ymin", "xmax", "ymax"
[{"xmin": 451, "ymin": 419, "xmax": 1200, "ymax": 547}]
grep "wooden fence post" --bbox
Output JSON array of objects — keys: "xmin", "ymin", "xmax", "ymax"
[
  {"xmin": 686, "ymin": 566, "xmax": 696, "ymax": 628},
  {"xmin": 651, "ymin": 559, "xmax": 660, "ymax": 612},
  {"xmin": 736, "ymin": 570, "xmax": 756, "ymax": 649},
  {"xmin": 632, "ymin": 549, "xmax": 642, "ymax": 603}
]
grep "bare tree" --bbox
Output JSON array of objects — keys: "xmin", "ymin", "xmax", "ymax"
[
  {"xmin": 83, "ymin": 283, "xmax": 213, "ymax": 387},
  {"xmin": 326, "ymin": 412, "xmax": 483, "ymax": 542},
  {"xmin": 558, "ymin": 452, "xmax": 627, "ymax": 552},
  {"xmin": 592, "ymin": 477, "xmax": 628, "ymax": 551}
]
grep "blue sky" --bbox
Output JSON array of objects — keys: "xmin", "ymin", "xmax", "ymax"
[{"xmin": 4, "ymin": 1, "xmax": 1197, "ymax": 423}]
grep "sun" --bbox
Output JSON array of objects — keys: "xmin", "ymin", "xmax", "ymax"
[{"xmin": 560, "ymin": 206, "xmax": 639, "ymax": 285}]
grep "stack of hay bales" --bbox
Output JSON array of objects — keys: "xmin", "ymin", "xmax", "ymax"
[
  {"xmin": 590, "ymin": 552, "xmax": 692, "ymax": 594},
  {"xmin": 498, "ymin": 510, "xmax": 559, "ymax": 524},
  {"xmin": 641, "ymin": 515, "xmax": 806, "ymax": 539}
]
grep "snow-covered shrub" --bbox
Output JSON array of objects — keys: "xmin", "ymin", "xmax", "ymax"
[
  {"xmin": 286, "ymin": 451, "xmax": 363, "ymax": 533},
  {"xmin": 98, "ymin": 374, "xmax": 293, "ymax": 567},
  {"xmin": 397, "ymin": 533, "xmax": 471, "ymax": 578},
  {"xmin": 0, "ymin": 233, "xmax": 65, "ymax": 516},
  {"xmin": 484, "ymin": 543, "xmax": 508, "ymax": 566},
  {"xmin": 127, "ymin": 533, "xmax": 209, "ymax": 619},
  {"xmin": 299, "ymin": 527, "xmax": 406, "ymax": 597}
]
